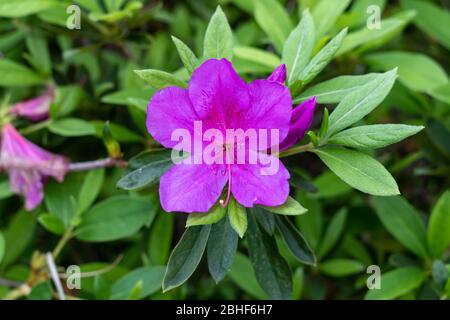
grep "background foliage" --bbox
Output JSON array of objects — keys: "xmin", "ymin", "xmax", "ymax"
[{"xmin": 0, "ymin": 0, "xmax": 449, "ymax": 300}]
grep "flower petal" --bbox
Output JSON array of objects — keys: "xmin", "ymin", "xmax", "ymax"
[
  {"xmin": 146, "ymin": 86, "xmax": 199, "ymax": 150},
  {"xmin": 188, "ymin": 59, "xmax": 250, "ymax": 132},
  {"xmin": 244, "ymin": 79, "xmax": 292, "ymax": 149},
  {"xmin": 159, "ymin": 160, "xmax": 228, "ymax": 213},
  {"xmin": 231, "ymin": 151, "xmax": 290, "ymax": 207},
  {"xmin": 267, "ymin": 64, "xmax": 286, "ymax": 84},
  {"xmin": 10, "ymin": 86, "xmax": 54, "ymax": 121},
  {"xmin": 8, "ymin": 169, "xmax": 44, "ymax": 211},
  {"xmin": 279, "ymin": 97, "xmax": 316, "ymax": 150}
]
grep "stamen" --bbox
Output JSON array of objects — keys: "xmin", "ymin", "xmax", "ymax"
[{"xmin": 220, "ymin": 162, "xmax": 232, "ymax": 207}]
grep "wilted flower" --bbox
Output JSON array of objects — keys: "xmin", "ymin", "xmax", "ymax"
[
  {"xmin": 146, "ymin": 59, "xmax": 316, "ymax": 213},
  {"xmin": 0, "ymin": 124, "xmax": 68, "ymax": 211},
  {"xmin": 9, "ymin": 86, "xmax": 54, "ymax": 121}
]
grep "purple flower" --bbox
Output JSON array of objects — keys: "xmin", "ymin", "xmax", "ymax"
[
  {"xmin": 279, "ymin": 97, "xmax": 316, "ymax": 151},
  {"xmin": 0, "ymin": 124, "xmax": 68, "ymax": 211},
  {"xmin": 146, "ymin": 59, "xmax": 315, "ymax": 213},
  {"xmin": 10, "ymin": 86, "xmax": 54, "ymax": 121}
]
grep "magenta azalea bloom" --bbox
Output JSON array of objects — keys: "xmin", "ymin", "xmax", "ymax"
[
  {"xmin": 10, "ymin": 86, "xmax": 54, "ymax": 122},
  {"xmin": 147, "ymin": 59, "xmax": 315, "ymax": 213},
  {"xmin": 0, "ymin": 124, "xmax": 68, "ymax": 211}
]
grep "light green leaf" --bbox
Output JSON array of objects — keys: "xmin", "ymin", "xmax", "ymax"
[
  {"xmin": 48, "ymin": 118, "xmax": 96, "ymax": 137},
  {"xmin": 186, "ymin": 204, "xmax": 226, "ymax": 227},
  {"xmin": 171, "ymin": 36, "xmax": 198, "ymax": 74},
  {"xmin": 365, "ymin": 51, "xmax": 448, "ymax": 93},
  {"xmin": 327, "ymin": 69, "xmax": 397, "ymax": 136},
  {"xmin": 261, "ymin": 196, "xmax": 308, "ymax": 216},
  {"xmin": 228, "ymin": 197, "xmax": 247, "ymax": 238},
  {"xmin": 295, "ymin": 73, "xmax": 379, "ymax": 104},
  {"xmin": 110, "ymin": 266, "xmax": 165, "ymax": 300},
  {"xmin": 315, "ymin": 147, "xmax": 399, "ymax": 196},
  {"xmin": 148, "ymin": 213, "xmax": 173, "ymax": 265},
  {"xmin": 0, "ymin": 181, "xmax": 12, "ymax": 200},
  {"xmin": 312, "ymin": 0, "xmax": 351, "ymax": 38},
  {"xmin": 207, "ymin": 216, "xmax": 238, "ymax": 283},
  {"xmin": 300, "ymin": 28, "xmax": 348, "ymax": 84},
  {"xmin": 254, "ymin": 0, "xmax": 293, "ymax": 53},
  {"xmin": 337, "ymin": 10, "xmax": 415, "ymax": 56},
  {"xmin": 228, "ymin": 253, "xmax": 268, "ymax": 299},
  {"xmin": 26, "ymin": 35, "xmax": 51, "ymax": 74},
  {"xmin": 38, "ymin": 213, "xmax": 65, "ymax": 235},
  {"xmin": 163, "ymin": 225, "xmax": 211, "ymax": 292},
  {"xmin": 310, "ymin": 171, "xmax": 352, "ymax": 199},
  {"xmin": 203, "ymin": 6, "xmax": 233, "ymax": 60},
  {"xmin": 134, "ymin": 69, "xmax": 186, "ymax": 89},
  {"xmin": 0, "ymin": 0, "xmax": 58, "ymax": 17},
  {"xmin": 283, "ymin": 9, "xmax": 315, "ymax": 84},
  {"xmin": 0, "ymin": 59, "xmax": 44, "ymax": 86},
  {"xmin": 319, "ymin": 259, "xmax": 365, "ymax": 277},
  {"xmin": 372, "ymin": 196, "xmax": 428, "ymax": 259},
  {"xmin": 75, "ymin": 196, "xmax": 155, "ymax": 242},
  {"xmin": 427, "ymin": 191, "xmax": 450, "ymax": 259},
  {"xmin": 365, "ymin": 267, "xmax": 426, "ymax": 300},
  {"xmin": 78, "ymin": 169, "xmax": 105, "ymax": 214},
  {"xmin": 233, "ymin": 46, "xmax": 281, "ymax": 71},
  {"xmin": 329, "ymin": 124, "xmax": 424, "ymax": 149},
  {"xmin": 318, "ymin": 208, "xmax": 347, "ymax": 258}
]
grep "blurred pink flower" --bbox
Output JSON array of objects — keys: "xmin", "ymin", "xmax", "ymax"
[
  {"xmin": 10, "ymin": 86, "xmax": 54, "ymax": 121},
  {"xmin": 0, "ymin": 124, "xmax": 68, "ymax": 211}
]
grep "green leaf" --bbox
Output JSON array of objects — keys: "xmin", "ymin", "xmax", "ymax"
[
  {"xmin": 254, "ymin": 0, "xmax": 293, "ymax": 53},
  {"xmin": 311, "ymin": 0, "xmax": 351, "ymax": 38},
  {"xmin": 300, "ymin": 28, "xmax": 348, "ymax": 85},
  {"xmin": 365, "ymin": 267, "xmax": 426, "ymax": 300},
  {"xmin": 75, "ymin": 196, "xmax": 155, "ymax": 242},
  {"xmin": 329, "ymin": 124, "xmax": 424, "ymax": 149},
  {"xmin": 432, "ymin": 260, "xmax": 448, "ymax": 291},
  {"xmin": 48, "ymin": 118, "xmax": 96, "ymax": 137},
  {"xmin": 246, "ymin": 212, "xmax": 292, "ymax": 300},
  {"xmin": 365, "ymin": 51, "xmax": 448, "ymax": 93},
  {"xmin": 207, "ymin": 216, "xmax": 238, "ymax": 283},
  {"xmin": 163, "ymin": 225, "xmax": 211, "ymax": 292},
  {"xmin": 0, "ymin": 180, "xmax": 12, "ymax": 200},
  {"xmin": 45, "ymin": 176, "xmax": 80, "ymax": 226},
  {"xmin": 310, "ymin": 171, "xmax": 351, "ymax": 199},
  {"xmin": 427, "ymin": 191, "xmax": 450, "ymax": 259},
  {"xmin": 275, "ymin": 216, "xmax": 316, "ymax": 265},
  {"xmin": 0, "ymin": 232, "xmax": 4, "ymax": 265},
  {"xmin": 372, "ymin": 196, "xmax": 428, "ymax": 259},
  {"xmin": 426, "ymin": 119, "xmax": 450, "ymax": 159},
  {"xmin": 228, "ymin": 253, "xmax": 268, "ymax": 299},
  {"xmin": 51, "ymin": 85, "xmax": 85, "ymax": 118},
  {"xmin": 0, "ymin": 59, "xmax": 44, "ymax": 86},
  {"xmin": 319, "ymin": 259, "xmax": 365, "ymax": 277},
  {"xmin": 78, "ymin": 169, "xmax": 105, "ymax": 214},
  {"xmin": 295, "ymin": 73, "xmax": 379, "ymax": 104},
  {"xmin": 401, "ymin": 0, "xmax": 450, "ymax": 50},
  {"xmin": 253, "ymin": 207, "xmax": 275, "ymax": 235},
  {"xmin": 318, "ymin": 208, "xmax": 347, "ymax": 259},
  {"xmin": 117, "ymin": 150, "xmax": 174, "ymax": 190},
  {"xmin": 38, "ymin": 213, "xmax": 65, "ymax": 235},
  {"xmin": 171, "ymin": 36, "xmax": 198, "ymax": 74},
  {"xmin": 337, "ymin": 10, "xmax": 415, "ymax": 56},
  {"xmin": 0, "ymin": 0, "xmax": 58, "ymax": 17},
  {"xmin": 315, "ymin": 147, "xmax": 399, "ymax": 196},
  {"xmin": 26, "ymin": 35, "xmax": 51, "ymax": 74},
  {"xmin": 134, "ymin": 69, "xmax": 186, "ymax": 89},
  {"xmin": 295, "ymin": 193, "xmax": 323, "ymax": 250},
  {"xmin": 27, "ymin": 281, "xmax": 52, "ymax": 300},
  {"xmin": 110, "ymin": 266, "xmax": 165, "ymax": 299},
  {"xmin": 261, "ymin": 196, "xmax": 308, "ymax": 216},
  {"xmin": 233, "ymin": 46, "xmax": 281, "ymax": 71},
  {"xmin": 327, "ymin": 69, "xmax": 397, "ymax": 136},
  {"xmin": 187, "ymin": 204, "xmax": 226, "ymax": 227},
  {"xmin": 203, "ymin": 6, "xmax": 233, "ymax": 60},
  {"xmin": 282, "ymin": 9, "xmax": 315, "ymax": 84},
  {"xmin": 228, "ymin": 197, "xmax": 247, "ymax": 238},
  {"xmin": 148, "ymin": 213, "xmax": 173, "ymax": 265},
  {"xmin": 1, "ymin": 210, "xmax": 36, "ymax": 268}
]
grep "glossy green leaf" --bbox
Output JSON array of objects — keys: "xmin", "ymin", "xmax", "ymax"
[
  {"xmin": 148, "ymin": 213, "xmax": 174, "ymax": 265},
  {"xmin": 207, "ymin": 216, "xmax": 238, "ymax": 283},
  {"xmin": 187, "ymin": 204, "xmax": 226, "ymax": 227},
  {"xmin": 38, "ymin": 213, "xmax": 65, "ymax": 235},
  {"xmin": 261, "ymin": 196, "xmax": 308, "ymax": 216},
  {"xmin": 110, "ymin": 266, "xmax": 165, "ymax": 299},
  {"xmin": 163, "ymin": 225, "xmax": 211, "ymax": 292},
  {"xmin": 0, "ymin": 59, "xmax": 44, "ymax": 86},
  {"xmin": 312, "ymin": 0, "xmax": 351, "ymax": 38},
  {"xmin": 233, "ymin": 46, "xmax": 281, "ymax": 71},
  {"xmin": 253, "ymin": 207, "xmax": 275, "ymax": 235},
  {"xmin": 427, "ymin": 191, "xmax": 450, "ymax": 259},
  {"xmin": 365, "ymin": 267, "xmax": 426, "ymax": 300},
  {"xmin": 78, "ymin": 169, "xmax": 104, "ymax": 214},
  {"xmin": 318, "ymin": 208, "xmax": 347, "ymax": 259},
  {"xmin": 172, "ymin": 36, "xmax": 198, "ymax": 74},
  {"xmin": 203, "ymin": 6, "xmax": 233, "ymax": 60},
  {"xmin": 134, "ymin": 69, "xmax": 186, "ymax": 89},
  {"xmin": 228, "ymin": 197, "xmax": 247, "ymax": 238},
  {"xmin": 315, "ymin": 147, "xmax": 399, "ymax": 196},
  {"xmin": 48, "ymin": 118, "xmax": 96, "ymax": 137},
  {"xmin": 372, "ymin": 196, "xmax": 428, "ymax": 259},
  {"xmin": 329, "ymin": 124, "xmax": 424, "ymax": 149},
  {"xmin": 319, "ymin": 259, "xmax": 365, "ymax": 277}
]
